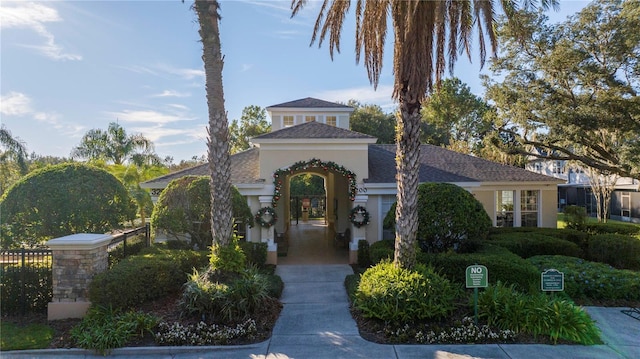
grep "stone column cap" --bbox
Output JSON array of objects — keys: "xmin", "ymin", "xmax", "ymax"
[{"xmin": 47, "ymin": 233, "xmax": 113, "ymax": 250}]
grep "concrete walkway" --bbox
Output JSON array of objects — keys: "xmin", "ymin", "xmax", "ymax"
[{"xmin": 5, "ymin": 264, "xmax": 640, "ymax": 358}]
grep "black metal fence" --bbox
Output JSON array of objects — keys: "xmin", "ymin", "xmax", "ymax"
[
  {"xmin": 0, "ymin": 248, "xmax": 53, "ymax": 316},
  {"xmin": 107, "ymin": 224, "xmax": 151, "ymax": 266}
]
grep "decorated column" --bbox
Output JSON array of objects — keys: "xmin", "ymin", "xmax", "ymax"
[
  {"xmin": 257, "ymin": 195, "xmax": 278, "ymax": 264},
  {"xmin": 349, "ymin": 195, "xmax": 369, "ymax": 264}
]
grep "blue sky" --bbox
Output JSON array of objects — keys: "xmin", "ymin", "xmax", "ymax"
[{"xmin": 1, "ymin": 0, "xmax": 589, "ymax": 163}]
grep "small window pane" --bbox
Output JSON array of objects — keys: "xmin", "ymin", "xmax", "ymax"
[
  {"xmin": 283, "ymin": 116, "xmax": 294, "ymax": 126},
  {"xmin": 326, "ymin": 116, "xmax": 337, "ymax": 126},
  {"xmin": 496, "ymin": 190, "xmax": 514, "ymax": 227},
  {"xmin": 305, "ymin": 116, "xmax": 315, "ymax": 122}
]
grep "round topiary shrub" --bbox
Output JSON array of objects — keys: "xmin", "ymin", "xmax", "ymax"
[
  {"xmin": 150, "ymin": 176, "xmax": 253, "ymax": 249},
  {"xmin": 0, "ymin": 163, "xmax": 136, "ymax": 248},
  {"xmin": 384, "ymin": 183, "xmax": 492, "ymax": 253},
  {"xmin": 353, "ymin": 261, "xmax": 459, "ymax": 322}
]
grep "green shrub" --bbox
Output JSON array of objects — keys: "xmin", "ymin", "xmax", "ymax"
[
  {"xmin": 563, "ymin": 205, "xmax": 587, "ymax": 231},
  {"xmin": 150, "ymin": 176, "xmax": 253, "ymax": 250},
  {"xmin": 353, "ymin": 261, "xmax": 459, "ymax": 322},
  {"xmin": 210, "ymin": 240, "xmax": 246, "ymax": 273},
  {"xmin": 108, "ymin": 234, "xmax": 148, "ymax": 267},
  {"xmin": 357, "ymin": 240, "xmax": 372, "ymax": 268},
  {"xmin": 584, "ymin": 222, "xmax": 640, "ymax": 236},
  {"xmin": 384, "ymin": 183, "xmax": 491, "ymax": 253},
  {"xmin": 71, "ymin": 306, "xmax": 158, "ymax": 355},
  {"xmin": 345, "ymin": 274, "xmax": 360, "ymax": 302},
  {"xmin": 587, "ymin": 234, "xmax": 640, "ymax": 270},
  {"xmin": 478, "ymin": 282, "xmax": 601, "ymax": 345},
  {"xmin": 180, "ymin": 266, "xmax": 275, "ymax": 323},
  {"xmin": 489, "ymin": 227, "xmax": 590, "ymax": 251},
  {"xmin": 528, "ymin": 255, "xmax": 640, "ymax": 302},
  {"xmin": 421, "ymin": 248, "xmax": 540, "ymax": 292},
  {"xmin": 89, "ymin": 248, "xmax": 208, "ymax": 309},
  {"xmin": 0, "ymin": 163, "xmax": 135, "ymax": 248},
  {"xmin": 489, "ymin": 232, "xmax": 583, "ymax": 259},
  {"xmin": 0, "ymin": 263, "xmax": 52, "ymax": 315},
  {"xmin": 238, "ymin": 241, "xmax": 268, "ymax": 267},
  {"xmin": 369, "ymin": 239, "xmax": 395, "ymax": 264}
]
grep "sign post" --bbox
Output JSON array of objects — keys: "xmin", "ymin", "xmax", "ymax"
[
  {"xmin": 541, "ymin": 269, "xmax": 564, "ymax": 298},
  {"xmin": 466, "ymin": 265, "xmax": 488, "ymax": 325}
]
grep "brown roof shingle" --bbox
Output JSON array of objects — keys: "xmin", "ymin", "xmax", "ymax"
[
  {"xmin": 267, "ymin": 97, "xmax": 352, "ymax": 109},
  {"xmin": 253, "ymin": 121, "xmax": 375, "ymax": 140}
]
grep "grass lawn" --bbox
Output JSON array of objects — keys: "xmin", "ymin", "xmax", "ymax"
[{"xmin": 0, "ymin": 321, "xmax": 53, "ymax": 351}]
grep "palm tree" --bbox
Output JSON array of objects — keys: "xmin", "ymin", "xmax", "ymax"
[
  {"xmin": 0, "ymin": 125, "xmax": 29, "ymax": 195},
  {"xmin": 71, "ymin": 122, "xmax": 155, "ymax": 165},
  {"xmin": 192, "ymin": 0, "xmax": 234, "ymax": 246},
  {"xmin": 292, "ymin": 0, "xmax": 557, "ymax": 269}
]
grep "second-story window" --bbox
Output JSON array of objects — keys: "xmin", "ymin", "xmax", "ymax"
[
  {"xmin": 326, "ymin": 116, "xmax": 337, "ymax": 126},
  {"xmin": 305, "ymin": 115, "xmax": 316, "ymax": 122},
  {"xmin": 553, "ymin": 161, "xmax": 564, "ymax": 174},
  {"xmin": 283, "ymin": 115, "xmax": 294, "ymax": 127}
]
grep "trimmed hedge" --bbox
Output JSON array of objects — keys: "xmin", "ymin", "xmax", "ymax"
[
  {"xmin": 420, "ymin": 247, "xmax": 540, "ymax": 292},
  {"xmin": 238, "ymin": 241, "xmax": 268, "ymax": 268},
  {"xmin": 89, "ymin": 248, "xmax": 209, "ymax": 309},
  {"xmin": 369, "ymin": 239, "xmax": 395, "ymax": 264},
  {"xmin": 489, "ymin": 227, "xmax": 589, "ymax": 251},
  {"xmin": 584, "ymin": 222, "xmax": 640, "ymax": 236},
  {"xmin": 528, "ymin": 255, "xmax": 640, "ymax": 303},
  {"xmin": 489, "ymin": 232, "xmax": 584, "ymax": 259},
  {"xmin": 587, "ymin": 234, "xmax": 640, "ymax": 270},
  {"xmin": 0, "ymin": 264, "xmax": 52, "ymax": 315}
]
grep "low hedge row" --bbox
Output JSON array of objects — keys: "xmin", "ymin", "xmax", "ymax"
[
  {"xmin": 421, "ymin": 246, "xmax": 540, "ymax": 292},
  {"xmin": 587, "ymin": 234, "xmax": 640, "ymax": 270},
  {"xmin": 584, "ymin": 222, "xmax": 640, "ymax": 236},
  {"xmin": 528, "ymin": 255, "xmax": 640, "ymax": 303},
  {"xmin": 89, "ymin": 247, "xmax": 209, "ymax": 309},
  {"xmin": 489, "ymin": 227, "xmax": 589, "ymax": 251},
  {"xmin": 489, "ymin": 233, "xmax": 583, "ymax": 259}
]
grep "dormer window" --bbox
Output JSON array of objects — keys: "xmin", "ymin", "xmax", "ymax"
[
  {"xmin": 283, "ymin": 115, "xmax": 294, "ymax": 127},
  {"xmin": 326, "ymin": 116, "xmax": 337, "ymax": 126},
  {"xmin": 305, "ymin": 115, "xmax": 316, "ymax": 122}
]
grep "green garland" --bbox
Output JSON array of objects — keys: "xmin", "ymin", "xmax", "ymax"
[
  {"xmin": 349, "ymin": 205, "xmax": 370, "ymax": 228},
  {"xmin": 255, "ymin": 206, "xmax": 277, "ymax": 228},
  {"xmin": 272, "ymin": 158, "xmax": 357, "ymax": 207}
]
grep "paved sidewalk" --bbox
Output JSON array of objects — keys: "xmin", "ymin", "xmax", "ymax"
[{"xmin": 4, "ymin": 265, "xmax": 639, "ymax": 358}]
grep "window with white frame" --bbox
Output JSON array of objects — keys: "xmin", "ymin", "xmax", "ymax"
[
  {"xmin": 496, "ymin": 190, "xmax": 514, "ymax": 227},
  {"xmin": 521, "ymin": 190, "xmax": 539, "ymax": 227},
  {"xmin": 305, "ymin": 115, "xmax": 315, "ymax": 122},
  {"xmin": 283, "ymin": 115, "xmax": 294, "ymax": 127},
  {"xmin": 552, "ymin": 161, "xmax": 564, "ymax": 174},
  {"xmin": 326, "ymin": 116, "xmax": 337, "ymax": 126},
  {"xmin": 381, "ymin": 195, "xmax": 395, "ymax": 240}
]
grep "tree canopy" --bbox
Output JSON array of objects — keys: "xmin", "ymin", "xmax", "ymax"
[
  {"xmin": 229, "ymin": 105, "xmax": 271, "ymax": 154},
  {"xmin": 348, "ymin": 100, "xmax": 395, "ymax": 144},
  {"xmin": 484, "ymin": 0, "xmax": 640, "ymax": 179},
  {"xmin": 0, "ymin": 163, "xmax": 136, "ymax": 248},
  {"xmin": 71, "ymin": 122, "xmax": 159, "ymax": 166}
]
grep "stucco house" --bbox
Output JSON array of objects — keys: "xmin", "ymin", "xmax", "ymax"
[
  {"xmin": 142, "ymin": 97, "xmax": 562, "ymax": 263},
  {"xmin": 526, "ymin": 149, "xmax": 640, "ymax": 223}
]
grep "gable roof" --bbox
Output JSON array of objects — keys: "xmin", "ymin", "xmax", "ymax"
[
  {"xmin": 252, "ymin": 121, "xmax": 376, "ymax": 140},
  {"xmin": 267, "ymin": 97, "xmax": 352, "ymax": 109},
  {"xmin": 367, "ymin": 144, "xmax": 561, "ymax": 184},
  {"xmin": 141, "ymin": 148, "xmax": 262, "ymax": 188}
]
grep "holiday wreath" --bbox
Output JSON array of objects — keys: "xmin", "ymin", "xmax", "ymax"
[
  {"xmin": 255, "ymin": 206, "xmax": 277, "ymax": 228},
  {"xmin": 349, "ymin": 205, "xmax": 370, "ymax": 228}
]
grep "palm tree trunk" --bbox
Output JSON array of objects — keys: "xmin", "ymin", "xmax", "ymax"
[
  {"xmin": 393, "ymin": 92, "xmax": 422, "ymax": 269},
  {"xmin": 194, "ymin": 0, "xmax": 234, "ymax": 245}
]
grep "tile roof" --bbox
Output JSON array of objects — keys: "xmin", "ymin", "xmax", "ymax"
[
  {"xmin": 141, "ymin": 148, "xmax": 262, "ymax": 187},
  {"xmin": 367, "ymin": 144, "xmax": 562, "ymax": 183},
  {"xmin": 267, "ymin": 97, "xmax": 352, "ymax": 109},
  {"xmin": 252, "ymin": 121, "xmax": 376, "ymax": 140}
]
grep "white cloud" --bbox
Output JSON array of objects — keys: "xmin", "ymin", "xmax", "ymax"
[
  {"xmin": 156, "ymin": 64, "xmax": 204, "ymax": 80},
  {"xmin": 107, "ymin": 110, "xmax": 194, "ymax": 124},
  {"xmin": 0, "ymin": 91, "xmax": 32, "ymax": 116},
  {"xmin": 130, "ymin": 125, "xmax": 206, "ymax": 144},
  {"xmin": 241, "ymin": 64, "xmax": 254, "ymax": 72},
  {"xmin": 151, "ymin": 90, "xmax": 191, "ymax": 98},
  {"xmin": 167, "ymin": 104, "xmax": 190, "ymax": 111},
  {"xmin": 0, "ymin": 2, "xmax": 81, "ymax": 61},
  {"xmin": 315, "ymin": 85, "xmax": 396, "ymax": 109}
]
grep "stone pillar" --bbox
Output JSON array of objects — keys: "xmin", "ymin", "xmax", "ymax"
[
  {"xmin": 259, "ymin": 196, "xmax": 278, "ymax": 265},
  {"xmin": 47, "ymin": 233, "xmax": 113, "ymax": 320},
  {"xmin": 349, "ymin": 195, "xmax": 369, "ymax": 264}
]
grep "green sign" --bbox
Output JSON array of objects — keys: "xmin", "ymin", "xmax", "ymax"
[
  {"xmin": 466, "ymin": 265, "xmax": 488, "ymax": 288},
  {"xmin": 541, "ymin": 269, "xmax": 564, "ymax": 292}
]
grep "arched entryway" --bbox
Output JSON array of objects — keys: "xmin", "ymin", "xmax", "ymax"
[{"xmin": 270, "ymin": 159, "xmax": 357, "ymax": 264}]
